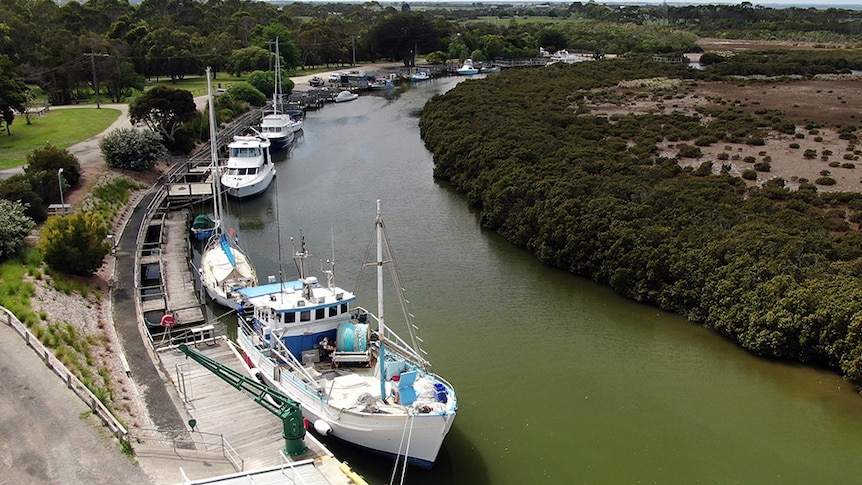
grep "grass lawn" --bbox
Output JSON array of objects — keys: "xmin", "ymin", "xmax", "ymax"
[{"xmin": 0, "ymin": 108, "xmax": 120, "ymax": 170}]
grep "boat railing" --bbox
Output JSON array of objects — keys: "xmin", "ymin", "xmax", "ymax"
[
  {"xmin": 351, "ymin": 306, "xmax": 428, "ymax": 369},
  {"xmin": 128, "ymin": 426, "xmax": 244, "ymax": 472},
  {"xmin": 238, "ymin": 316, "xmax": 324, "ymax": 394}
]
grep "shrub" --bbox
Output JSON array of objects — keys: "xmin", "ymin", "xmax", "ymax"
[
  {"xmin": 0, "ymin": 199, "xmax": 35, "ymax": 262},
  {"xmin": 694, "ymin": 135, "xmax": 718, "ymax": 147},
  {"xmin": 224, "ymin": 82, "xmax": 267, "ymax": 107},
  {"xmin": 815, "ymin": 176, "xmax": 837, "ymax": 185},
  {"xmin": 844, "ymin": 153, "xmax": 856, "ymax": 160},
  {"xmin": 829, "ymin": 161, "xmax": 841, "ymax": 167},
  {"xmin": 823, "ymin": 149, "xmax": 833, "ymax": 156},
  {"xmin": 676, "ymin": 143, "xmax": 702, "ymax": 158},
  {"xmin": 794, "ymin": 133, "xmax": 805, "ymax": 139},
  {"xmin": 803, "ymin": 149, "xmax": 817, "ymax": 159},
  {"xmin": 841, "ymin": 163, "xmax": 856, "ymax": 169},
  {"xmin": 717, "ymin": 152, "xmax": 730, "ymax": 160},
  {"xmin": 24, "ymin": 144, "xmax": 82, "ymax": 187},
  {"xmin": 100, "ymin": 128, "xmax": 168, "ymax": 171},
  {"xmin": 814, "ymin": 136, "xmax": 823, "ymax": 142},
  {"xmin": 38, "ymin": 211, "xmax": 110, "ymax": 275},
  {"xmin": 789, "ymin": 142, "xmax": 800, "ymax": 149},
  {"xmin": 754, "ymin": 161, "xmax": 771, "ymax": 172},
  {"xmin": 743, "ymin": 156, "xmax": 756, "ymax": 163},
  {"xmin": 742, "ymin": 169, "xmax": 758, "ymax": 180}
]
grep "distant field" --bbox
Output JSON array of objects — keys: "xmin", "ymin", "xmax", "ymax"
[{"xmin": 0, "ymin": 108, "xmax": 119, "ymax": 170}]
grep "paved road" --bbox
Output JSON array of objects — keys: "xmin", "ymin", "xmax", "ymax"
[{"xmin": 0, "ymin": 321, "xmax": 152, "ymax": 484}]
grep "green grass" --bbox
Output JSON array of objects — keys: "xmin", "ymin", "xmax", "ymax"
[{"xmin": 0, "ymin": 108, "xmax": 120, "ymax": 169}]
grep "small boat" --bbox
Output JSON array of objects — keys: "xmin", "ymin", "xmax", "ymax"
[
  {"xmin": 481, "ymin": 64, "xmax": 501, "ymax": 74},
  {"xmin": 190, "ymin": 213, "xmax": 218, "ymax": 240},
  {"xmin": 456, "ymin": 59, "xmax": 479, "ymax": 75},
  {"xmin": 410, "ymin": 69, "xmax": 430, "ymax": 82},
  {"xmin": 221, "ymin": 135, "xmax": 276, "ymax": 199},
  {"xmin": 259, "ymin": 39, "xmax": 295, "ymax": 151},
  {"xmin": 309, "ymin": 76, "xmax": 325, "ymax": 87},
  {"xmin": 235, "ymin": 201, "xmax": 457, "ymax": 469},
  {"xmin": 285, "ymin": 109, "xmax": 304, "ymax": 133},
  {"xmin": 334, "ymin": 90, "xmax": 359, "ymax": 103},
  {"xmin": 199, "ymin": 68, "xmax": 259, "ymax": 309}
]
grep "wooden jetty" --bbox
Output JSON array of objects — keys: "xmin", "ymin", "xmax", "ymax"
[{"xmin": 153, "ymin": 338, "xmax": 352, "ymax": 483}]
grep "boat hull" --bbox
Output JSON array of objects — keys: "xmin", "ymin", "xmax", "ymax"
[
  {"xmin": 236, "ymin": 329, "xmax": 453, "ymax": 468},
  {"xmin": 222, "ymin": 168, "xmax": 275, "ymax": 199}
]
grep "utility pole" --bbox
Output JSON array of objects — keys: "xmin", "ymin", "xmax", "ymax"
[
  {"xmin": 352, "ymin": 36, "xmax": 357, "ymax": 66},
  {"xmin": 85, "ymin": 53, "xmax": 109, "ymax": 108}
]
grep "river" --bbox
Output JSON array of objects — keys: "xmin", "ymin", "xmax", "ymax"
[{"xmin": 199, "ymin": 75, "xmax": 862, "ymax": 484}]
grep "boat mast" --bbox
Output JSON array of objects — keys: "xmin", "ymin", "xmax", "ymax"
[
  {"xmin": 273, "ymin": 37, "xmax": 281, "ymax": 116},
  {"xmin": 376, "ymin": 199, "xmax": 385, "ymax": 332},
  {"xmin": 206, "ymin": 67, "xmax": 222, "ymax": 230}
]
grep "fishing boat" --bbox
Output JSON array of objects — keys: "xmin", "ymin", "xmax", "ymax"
[
  {"xmin": 221, "ymin": 134, "xmax": 276, "ymax": 199},
  {"xmin": 259, "ymin": 39, "xmax": 295, "ymax": 151},
  {"xmin": 199, "ymin": 68, "xmax": 259, "ymax": 309},
  {"xmin": 235, "ymin": 201, "xmax": 457, "ymax": 470}
]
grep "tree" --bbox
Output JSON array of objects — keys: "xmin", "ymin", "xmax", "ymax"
[
  {"xmin": 128, "ymin": 86, "xmax": 196, "ymax": 145},
  {"xmin": 0, "ymin": 199, "xmax": 35, "ymax": 262},
  {"xmin": 368, "ymin": 13, "xmax": 442, "ymax": 66},
  {"xmin": 39, "ymin": 211, "xmax": 110, "ymax": 276},
  {"xmin": 99, "ymin": 127, "xmax": 168, "ymax": 171},
  {"xmin": 225, "ymin": 46, "xmax": 272, "ymax": 76},
  {"xmin": 0, "ymin": 55, "xmax": 30, "ymax": 135},
  {"xmin": 253, "ymin": 24, "xmax": 302, "ymax": 71},
  {"xmin": 223, "ymin": 82, "xmax": 267, "ymax": 107}
]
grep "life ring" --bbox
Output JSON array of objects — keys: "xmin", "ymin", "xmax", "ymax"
[{"xmin": 389, "ymin": 386, "xmax": 400, "ymax": 404}]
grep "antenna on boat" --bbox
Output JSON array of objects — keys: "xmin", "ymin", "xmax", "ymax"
[
  {"xmin": 274, "ymin": 174, "xmax": 285, "ymax": 285},
  {"xmin": 321, "ymin": 222, "xmax": 336, "ymax": 290},
  {"xmin": 291, "ymin": 231, "xmax": 308, "ymax": 279}
]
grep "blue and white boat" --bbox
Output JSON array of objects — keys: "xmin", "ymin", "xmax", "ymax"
[
  {"xmin": 235, "ymin": 201, "xmax": 457, "ymax": 470},
  {"xmin": 456, "ymin": 58, "xmax": 479, "ymax": 75}
]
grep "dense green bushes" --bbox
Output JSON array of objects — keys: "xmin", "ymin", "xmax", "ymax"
[{"xmin": 421, "ymin": 58, "xmax": 862, "ymax": 383}]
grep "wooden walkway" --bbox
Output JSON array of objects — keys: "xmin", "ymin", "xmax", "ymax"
[
  {"xmin": 162, "ymin": 210, "xmax": 205, "ymax": 327},
  {"xmin": 156, "ymin": 339, "xmax": 348, "ymax": 481}
]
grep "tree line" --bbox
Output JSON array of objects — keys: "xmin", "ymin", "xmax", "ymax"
[{"xmin": 419, "ymin": 58, "xmax": 862, "ymax": 384}]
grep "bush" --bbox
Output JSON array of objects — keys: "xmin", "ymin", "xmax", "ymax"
[
  {"xmin": 815, "ymin": 176, "xmax": 836, "ymax": 185},
  {"xmin": 0, "ymin": 199, "xmax": 35, "ymax": 262},
  {"xmin": 100, "ymin": 128, "xmax": 168, "ymax": 171},
  {"xmin": 694, "ymin": 135, "xmax": 718, "ymax": 147},
  {"xmin": 676, "ymin": 143, "xmax": 702, "ymax": 158},
  {"xmin": 743, "ymin": 156, "xmax": 756, "ymax": 163},
  {"xmin": 789, "ymin": 142, "xmax": 800, "ymax": 149},
  {"xmin": 841, "ymin": 163, "xmax": 856, "ymax": 169},
  {"xmin": 717, "ymin": 152, "xmax": 730, "ymax": 160},
  {"xmin": 814, "ymin": 136, "xmax": 823, "ymax": 142},
  {"xmin": 24, "ymin": 144, "xmax": 82, "ymax": 187},
  {"xmin": 224, "ymin": 82, "xmax": 267, "ymax": 107},
  {"xmin": 38, "ymin": 211, "xmax": 110, "ymax": 276},
  {"xmin": 742, "ymin": 169, "xmax": 758, "ymax": 180},
  {"xmin": 803, "ymin": 149, "xmax": 817, "ymax": 159},
  {"xmin": 754, "ymin": 161, "xmax": 771, "ymax": 172},
  {"xmin": 0, "ymin": 175, "xmax": 46, "ymax": 222}
]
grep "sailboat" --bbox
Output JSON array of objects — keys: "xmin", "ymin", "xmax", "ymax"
[
  {"xmin": 259, "ymin": 37, "xmax": 296, "ymax": 150},
  {"xmin": 234, "ymin": 201, "xmax": 457, "ymax": 470},
  {"xmin": 199, "ymin": 67, "xmax": 259, "ymax": 309}
]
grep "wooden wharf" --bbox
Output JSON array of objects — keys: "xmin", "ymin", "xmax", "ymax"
[
  {"xmin": 153, "ymin": 338, "xmax": 351, "ymax": 483},
  {"xmin": 161, "ymin": 209, "xmax": 205, "ymax": 326}
]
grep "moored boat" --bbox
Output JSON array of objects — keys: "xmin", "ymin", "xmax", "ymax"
[
  {"xmin": 334, "ymin": 90, "xmax": 359, "ymax": 103},
  {"xmin": 409, "ymin": 69, "xmax": 430, "ymax": 82},
  {"xmin": 456, "ymin": 59, "xmax": 479, "ymax": 75},
  {"xmin": 259, "ymin": 39, "xmax": 295, "ymax": 151},
  {"xmin": 221, "ymin": 135, "xmax": 276, "ymax": 199},
  {"xmin": 199, "ymin": 69, "xmax": 259, "ymax": 309},
  {"xmin": 235, "ymin": 201, "xmax": 457, "ymax": 469}
]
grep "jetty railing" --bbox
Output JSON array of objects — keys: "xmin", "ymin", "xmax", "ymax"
[
  {"xmin": 0, "ymin": 306, "xmax": 129, "ymax": 443},
  {"xmin": 128, "ymin": 427, "xmax": 244, "ymax": 472}
]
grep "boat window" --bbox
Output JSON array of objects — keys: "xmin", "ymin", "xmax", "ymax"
[
  {"xmin": 315, "ymin": 308, "xmax": 325, "ymax": 320},
  {"xmin": 249, "ymin": 167, "xmax": 258, "ymax": 175},
  {"xmin": 300, "ymin": 310, "xmax": 310, "ymax": 322},
  {"xmin": 285, "ymin": 312, "xmax": 296, "ymax": 323},
  {"xmin": 340, "ymin": 303, "xmax": 348, "ymax": 314},
  {"xmin": 329, "ymin": 306, "xmax": 337, "ymax": 317}
]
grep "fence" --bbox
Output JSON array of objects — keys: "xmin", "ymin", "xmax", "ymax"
[
  {"xmin": 128, "ymin": 427, "xmax": 244, "ymax": 472},
  {"xmin": 1, "ymin": 306, "xmax": 128, "ymax": 443}
]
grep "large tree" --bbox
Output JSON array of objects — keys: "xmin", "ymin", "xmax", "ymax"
[
  {"xmin": 128, "ymin": 85, "xmax": 196, "ymax": 145},
  {"xmin": 368, "ymin": 13, "xmax": 442, "ymax": 66},
  {"xmin": 0, "ymin": 55, "xmax": 30, "ymax": 135}
]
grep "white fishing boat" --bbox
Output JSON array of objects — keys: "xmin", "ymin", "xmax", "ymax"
[
  {"xmin": 199, "ymin": 68, "xmax": 259, "ymax": 309},
  {"xmin": 456, "ymin": 59, "xmax": 479, "ymax": 75},
  {"xmin": 221, "ymin": 134, "xmax": 276, "ymax": 199},
  {"xmin": 235, "ymin": 201, "xmax": 457, "ymax": 470},
  {"xmin": 259, "ymin": 38, "xmax": 295, "ymax": 151}
]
